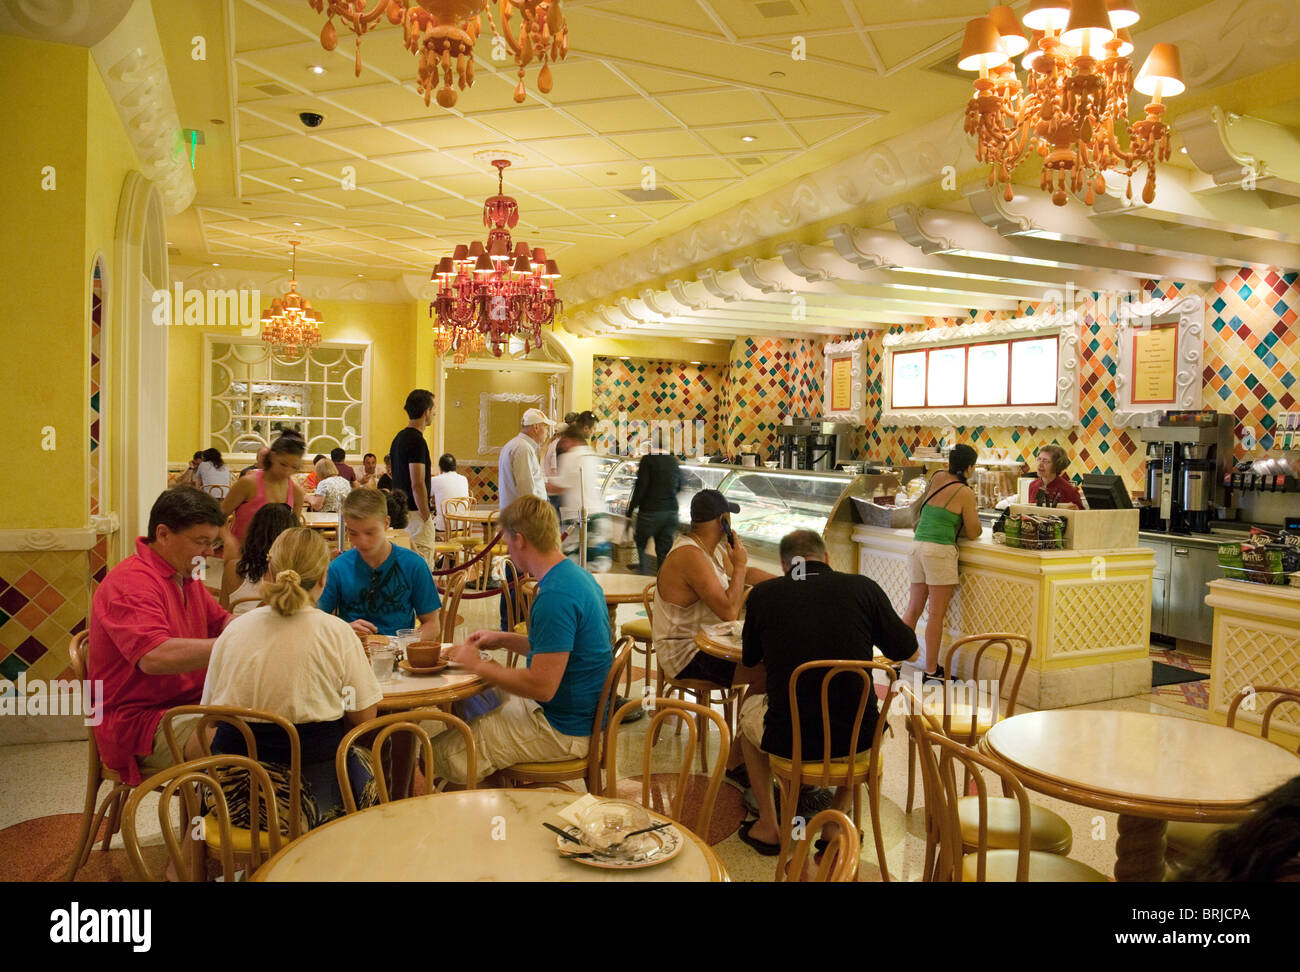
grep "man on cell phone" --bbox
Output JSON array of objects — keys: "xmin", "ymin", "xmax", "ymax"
[{"xmin": 652, "ymin": 489, "xmax": 776, "ymax": 772}]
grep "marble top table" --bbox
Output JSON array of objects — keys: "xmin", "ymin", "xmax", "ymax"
[
  {"xmin": 252, "ymin": 789, "xmax": 728, "ymax": 882},
  {"xmin": 374, "ymin": 664, "xmax": 486, "ymax": 714},
  {"xmin": 303, "ymin": 511, "xmax": 341, "ymax": 529},
  {"xmin": 592, "ymin": 572, "xmax": 654, "ymax": 634},
  {"xmin": 694, "ymin": 624, "xmax": 743, "ymax": 663},
  {"xmin": 983, "ymin": 709, "xmax": 1300, "ymax": 881},
  {"xmin": 443, "ymin": 506, "xmax": 500, "ymax": 543}
]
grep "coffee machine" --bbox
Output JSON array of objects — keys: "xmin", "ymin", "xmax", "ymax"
[
  {"xmin": 776, "ymin": 419, "xmax": 855, "ymax": 471},
  {"xmin": 1138, "ymin": 412, "xmax": 1234, "ymax": 534}
]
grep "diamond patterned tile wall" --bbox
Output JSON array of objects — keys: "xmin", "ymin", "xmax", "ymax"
[
  {"xmin": 0, "ymin": 551, "xmax": 88, "ymax": 683},
  {"xmin": 721, "ymin": 337, "xmax": 826, "ymax": 459},
  {"xmin": 464, "ymin": 465, "xmax": 499, "ymax": 506},
  {"xmin": 591, "ymin": 357, "xmax": 725, "ymax": 456}
]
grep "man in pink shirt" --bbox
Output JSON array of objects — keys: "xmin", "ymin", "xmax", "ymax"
[{"xmin": 89, "ymin": 487, "xmax": 231, "ymax": 785}]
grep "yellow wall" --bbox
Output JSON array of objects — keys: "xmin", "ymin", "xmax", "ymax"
[
  {"xmin": 166, "ymin": 295, "xmax": 417, "ymax": 462},
  {"xmin": 0, "ymin": 37, "xmax": 141, "ymax": 530},
  {"xmin": 443, "ymin": 369, "xmax": 554, "ymax": 461}
]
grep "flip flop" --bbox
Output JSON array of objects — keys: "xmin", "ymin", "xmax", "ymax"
[
  {"xmin": 725, "ymin": 764, "xmax": 750, "ymax": 790},
  {"xmin": 737, "ymin": 820, "xmax": 781, "ymax": 857}
]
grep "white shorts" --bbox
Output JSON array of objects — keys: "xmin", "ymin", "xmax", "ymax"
[
  {"xmin": 739, "ymin": 693, "xmax": 769, "ymax": 749},
  {"xmin": 909, "ymin": 542, "xmax": 959, "ymax": 587}
]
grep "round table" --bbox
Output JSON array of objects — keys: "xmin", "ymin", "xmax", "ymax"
[
  {"xmin": 251, "ymin": 789, "xmax": 728, "ymax": 882},
  {"xmin": 443, "ymin": 506, "xmax": 499, "ymax": 543},
  {"xmin": 375, "ymin": 665, "xmax": 486, "ymax": 713},
  {"xmin": 694, "ymin": 625, "xmax": 742, "ymax": 663},
  {"xmin": 592, "ymin": 572, "xmax": 653, "ymax": 634},
  {"xmin": 982, "ymin": 709, "xmax": 1300, "ymax": 882}
]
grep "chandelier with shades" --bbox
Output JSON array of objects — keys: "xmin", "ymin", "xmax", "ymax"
[
  {"xmin": 307, "ymin": 0, "xmax": 568, "ymax": 108},
  {"xmin": 261, "ymin": 241, "xmax": 323, "ymax": 359},
  {"xmin": 959, "ymin": 0, "xmax": 1184, "ymax": 207},
  {"xmin": 430, "ymin": 159, "xmax": 561, "ymax": 359}
]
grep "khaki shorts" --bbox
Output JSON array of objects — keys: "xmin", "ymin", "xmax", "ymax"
[
  {"xmin": 138, "ymin": 712, "xmax": 201, "ymax": 776},
  {"xmin": 909, "ymin": 541, "xmax": 959, "ymax": 587},
  {"xmin": 429, "ymin": 695, "xmax": 588, "ymax": 785},
  {"xmin": 739, "ymin": 693, "xmax": 769, "ymax": 749}
]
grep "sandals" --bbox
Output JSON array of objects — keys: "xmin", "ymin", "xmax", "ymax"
[
  {"xmin": 737, "ymin": 820, "xmax": 781, "ymax": 857},
  {"xmin": 725, "ymin": 764, "xmax": 750, "ymax": 790}
]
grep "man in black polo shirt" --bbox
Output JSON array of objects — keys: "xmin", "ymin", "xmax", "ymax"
[
  {"xmin": 736, "ymin": 530, "xmax": 918, "ymax": 855},
  {"xmin": 389, "ymin": 389, "xmax": 435, "ymax": 562}
]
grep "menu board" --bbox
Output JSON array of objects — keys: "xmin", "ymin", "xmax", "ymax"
[
  {"xmin": 829, "ymin": 355, "xmax": 853, "ymax": 412},
  {"xmin": 891, "ymin": 350, "xmax": 927, "ymax": 408},
  {"xmin": 1010, "ymin": 338, "xmax": 1058, "ymax": 405},
  {"xmin": 927, "ymin": 346, "xmax": 966, "ymax": 407},
  {"xmin": 966, "ymin": 342, "xmax": 1010, "ymax": 405},
  {"xmin": 1131, "ymin": 324, "xmax": 1177, "ymax": 403}
]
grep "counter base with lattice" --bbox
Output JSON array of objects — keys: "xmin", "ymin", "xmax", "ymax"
[{"xmin": 853, "ymin": 525, "xmax": 1156, "ymax": 710}]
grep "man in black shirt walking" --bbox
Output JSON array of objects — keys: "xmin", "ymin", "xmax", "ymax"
[
  {"xmin": 736, "ymin": 530, "xmax": 918, "ymax": 856},
  {"xmin": 389, "ymin": 389, "xmax": 435, "ymax": 563},
  {"xmin": 625, "ymin": 442, "xmax": 683, "ymax": 575}
]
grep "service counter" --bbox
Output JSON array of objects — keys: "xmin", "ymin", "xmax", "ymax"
[
  {"xmin": 1205, "ymin": 579, "xmax": 1300, "ymax": 751},
  {"xmin": 852, "ymin": 521, "xmax": 1155, "ymax": 709}
]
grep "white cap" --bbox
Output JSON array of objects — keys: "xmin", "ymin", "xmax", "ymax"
[{"xmin": 521, "ymin": 408, "xmax": 553, "ymax": 428}]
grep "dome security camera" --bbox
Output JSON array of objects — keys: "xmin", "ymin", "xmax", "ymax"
[{"xmin": 299, "ymin": 111, "xmax": 324, "ymax": 128}]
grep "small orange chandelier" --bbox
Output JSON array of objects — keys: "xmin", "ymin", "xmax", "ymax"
[
  {"xmin": 307, "ymin": 0, "xmax": 568, "ymax": 108},
  {"xmin": 433, "ymin": 320, "xmax": 485, "ymax": 366},
  {"xmin": 960, "ymin": 0, "xmax": 1184, "ymax": 207},
  {"xmin": 261, "ymin": 241, "xmax": 323, "ymax": 359}
]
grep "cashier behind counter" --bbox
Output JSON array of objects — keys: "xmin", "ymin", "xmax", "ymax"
[{"xmin": 1028, "ymin": 444, "xmax": 1083, "ymax": 509}]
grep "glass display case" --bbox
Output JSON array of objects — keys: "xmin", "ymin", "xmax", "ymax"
[{"xmin": 596, "ymin": 457, "xmax": 855, "ymax": 555}]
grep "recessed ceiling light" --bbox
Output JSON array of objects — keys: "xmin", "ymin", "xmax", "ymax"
[
  {"xmin": 309, "ymin": 65, "xmax": 326, "ymax": 75},
  {"xmin": 356, "ymin": 273, "xmax": 365, "ymax": 277},
  {"xmin": 741, "ymin": 134, "xmax": 757, "ymax": 142},
  {"xmin": 607, "ymin": 213, "xmax": 616, "ymax": 218},
  {"xmin": 1180, "ymin": 146, "xmax": 1188, "ymax": 154},
  {"xmin": 166, "ymin": 241, "xmax": 173, "ymax": 245},
  {"xmin": 212, "ymin": 262, "xmax": 220, "ymax": 267},
  {"xmin": 769, "ymin": 70, "xmax": 785, "ymax": 79},
  {"xmin": 690, "ymin": 360, "xmax": 700, "ymax": 364},
  {"xmin": 292, "ymin": 221, "xmax": 302, "ymax": 226},
  {"xmin": 290, "ymin": 177, "xmax": 305, "ymax": 184}
]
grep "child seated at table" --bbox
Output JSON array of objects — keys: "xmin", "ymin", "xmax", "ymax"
[
  {"xmin": 202, "ymin": 527, "xmax": 383, "ymax": 825},
  {"xmin": 318, "ymin": 488, "xmax": 442, "ymax": 640}
]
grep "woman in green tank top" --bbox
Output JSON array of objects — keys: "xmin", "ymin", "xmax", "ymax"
[{"xmin": 902, "ymin": 444, "xmax": 982, "ymax": 680}]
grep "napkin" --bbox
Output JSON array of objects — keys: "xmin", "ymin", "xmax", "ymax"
[
  {"xmin": 557, "ymin": 793, "xmax": 602, "ymax": 828},
  {"xmin": 705, "ymin": 620, "xmax": 743, "ymax": 638}
]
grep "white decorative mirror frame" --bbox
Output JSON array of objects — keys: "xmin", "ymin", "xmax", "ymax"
[
  {"xmin": 880, "ymin": 315, "xmax": 1080, "ymax": 428},
  {"xmin": 478, "ymin": 392, "xmax": 543, "ymax": 459},
  {"xmin": 1112, "ymin": 294, "xmax": 1205, "ymax": 428},
  {"xmin": 822, "ymin": 337, "xmax": 866, "ymax": 424}
]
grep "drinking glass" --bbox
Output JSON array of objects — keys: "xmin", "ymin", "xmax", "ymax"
[{"xmin": 371, "ymin": 646, "xmax": 396, "ymax": 681}]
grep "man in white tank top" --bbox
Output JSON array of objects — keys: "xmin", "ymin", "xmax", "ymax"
[{"xmin": 653, "ymin": 490, "xmax": 776, "ymax": 770}]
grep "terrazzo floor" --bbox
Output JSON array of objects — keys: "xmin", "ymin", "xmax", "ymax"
[{"xmin": 0, "ymin": 578, "xmax": 1213, "ymax": 882}]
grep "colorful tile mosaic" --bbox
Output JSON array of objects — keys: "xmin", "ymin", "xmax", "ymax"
[
  {"xmin": 0, "ymin": 551, "xmax": 88, "ymax": 684},
  {"xmin": 90, "ymin": 260, "xmax": 106, "ymax": 588},
  {"xmin": 591, "ymin": 357, "xmax": 725, "ymax": 455},
  {"xmin": 720, "ymin": 337, "xmax": 825, "ymax": 459},
  {"xmin": 464, "ymin": 465, "xmax": 499, "ymax": 506}
]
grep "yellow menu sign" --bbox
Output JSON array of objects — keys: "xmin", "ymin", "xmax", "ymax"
[
  {"xmin": 1131, "ymin": 325, "xmax": 1177, "ymax": 403},
  {"xmin": 830, "ymin": 356, "xmax": 853, "ymax": 412}
]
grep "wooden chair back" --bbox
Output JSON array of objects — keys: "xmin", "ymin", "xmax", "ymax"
[
  {"xmin": 160, "ymin": 705, "xmax": 305, "ymax": 841},
  {"xmin": 438, "ymin": 569, "xmax": 469, "ymax": 643},
  {"xmin": 783, "ymin": 808, "xmax": 860, "ymax": 882},
  {"xmin": 605, "ymin": 695, "xmax": 728, "ymax": 835},
  {"xmin": 938, "ymin": 633, "xmax": 1031, "ymax": 743},
  {"xmin": 1226, "ymin": 685, "xmax": 1300, "ymax": 751},
  {"xmin": 908, "ymin": 702, "xmax": 1034, "ymax": 882},
  {"xmin": 643, "ymin": 582, "xmax": 656, "ymax": 630},
  {"xmin": 123, "ymin": 755, "xmax": 282, "ymax": 881},
  {"xmin": 442, "ymin": 496, "xmax": 472, "ymax": 543},
  {"xmin": 68, "ymin": 630, "xmax": 89, "ymax": 682},
  {"xmin": 567, "ymin": 639, "xmax": 633, "ymax": 793},
  {"xmin": 335, "ymin": 709, "xmax": 477, "ymax": 811},
  {"xmin": 786, "ymin": 659, "xmax": 896, "ymax": 792},
  {"xmin": 202, "ymin": 483, "xmax": 230, "ymax": 500}
]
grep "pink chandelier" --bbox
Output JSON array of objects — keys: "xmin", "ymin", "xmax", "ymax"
[{"xmin": 430, "ymin": 159, "xmax": 561, "ymax": 357}]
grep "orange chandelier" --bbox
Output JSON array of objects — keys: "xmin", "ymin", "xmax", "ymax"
[
  {"xmin": 261, "ymin": 241, "xmax": 323, "ymax": 359},
  {"xmin": 434, "ymin": 320, "xmax": 485, "ymax": 366},
  {"xmin": 307, "ymin": 0, "xmax": 568, "ymax": 108},
  {"xmin": 430, "ymin": 159, "xmax": 561, "ymax": 358},
  {"xmin": 959, "ymin": 0, "xmax": 1183, "ymax": 207}
]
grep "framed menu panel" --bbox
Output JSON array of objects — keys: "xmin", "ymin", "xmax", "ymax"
[
  {"xmin": 1009, "ymin": 337, "xmax": 1058, "ymax": 405},
  {"xmin": 1130, "ymin": 324, "xmax": 1178, "ymax": 403},
  {"xmin": 966, "ymin": 342, "xmax": 1010, "ymax": 406},
  {"xmin": 829, "ymin": 357, "xmax": 853, "ymax": 412},
  {"xmin": 927, "ymin": 346, "xmax": 966, "ymax": 407},
  {"xmin": 891, "ymin": 350, "xmax": 927, "ymax": 408},
  {"xmin": 822, "ymin": 337, "xmax": 866, "ymax": 423}
]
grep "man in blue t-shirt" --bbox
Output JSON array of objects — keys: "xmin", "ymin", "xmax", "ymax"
[
  {"xmin": 318, "ymin": 490, "xmax": 442, "ymax": 639},
  {"xmin": 438, "ymin": 496, "xmax": 612, "ymax": 784}
]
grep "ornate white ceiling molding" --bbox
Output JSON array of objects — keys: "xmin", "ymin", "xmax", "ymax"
[
  {"xmin": 0, "ymin": 0, "xmax": 132, "ymax": 47},
  {"xmin": 734, "ymin": 256, "xmax": 789, "ymax": 295},
  {"xmin": 1177, "ymin": 106, "xmax": 1300, "ymax": 202},
  {"xmin": 889, "ymin": 203, "xmax": 960, "ymax": 254},
  {"xmin": 1113, "ymin": 294, "xmax": 1206, "ymax": 429},
  {"xmin": 777, "ymin": 242, "xmax": 852, "ymax": 282},
  {"xmin": 172, "ymin": 264, "xmax": 409, "ymax": 304},
  {"xmin": 1153, "ymin": 0, "xmax": 1300, "ymax": 95}
]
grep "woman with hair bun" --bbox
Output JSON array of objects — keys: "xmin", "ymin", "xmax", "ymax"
[{"xmin": 202, "ymin": 527, "xmax": 383, "ymax": 825}]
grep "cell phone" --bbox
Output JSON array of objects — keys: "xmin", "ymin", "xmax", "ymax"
[{"xmin": 722, "ymin": 515, "xmax": 734, "ymax": 547}]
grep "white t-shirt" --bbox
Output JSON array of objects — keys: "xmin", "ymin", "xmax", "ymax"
[
  {"xmin": 429, "ymin": 471, "xmax": 470, "ymax": 531},
  {"xmin": 202, "ymin": 606, "xmax": 383, "ymax": 724},
  {"xmin": 195, "ymin": 461, "xmax": 232, "ymax": 489},
  {"xmin": 314, "ymin": 475, "xmax": 351, "ymax": 512},
  {"xmin": 556, "ymin": 444, "xmax": 606, "ymax": 520},
  {"xmin": 542, "ymin": 437, "xmax": 560, "ymax": 479}
]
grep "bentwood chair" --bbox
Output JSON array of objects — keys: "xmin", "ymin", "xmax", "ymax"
[
  {"xmin": 123, "ymin": 755, "xmax": 282, "ymax": 882},
  {"xmin": 471, "ymin": 510, "xmax": 507, "ymax": 591},
  {"xmin": 505, "ymin": 575, "xmax": 539, "ymax": 669},
  {"xmin": 908, "ymin": 710, "xmax": 1106, "ymax": 883},
  {"xmin": 432, "ymin": 496, "xmax": 472, "ymax": 569},
  {"xmin": 161, "ymin": 705, "xmax": 306, "ymax": 868},
  {"xmin": 905, "ymin": 632, "xmax": 1031, "ymax": 814},
  {"xmin": 437, "ymin": 569, "xmax": 470, "ymax": 644},
  {"xmin": 502, "ymin": 639, "xmax": 633, "ymax": 794},
  {"xmin": 782, "ymin": 809, "xmax": 860, "ymax": 882},
  {"xmin": 605, "ymin": 696, "xmax": 729, "ymax": 839},
  {"xmin": 770, "ymin": 660, "xmax": 896, "ymax": 882},
  {"xmin": 1166, "ymin": 684, "xmax": 1300, "ymax": 868},
  {"xmin": 894, "ymin": 682, "xmax": 1072, "ymax": 882},
  {"xmin": 335, "ymin": 709, "xmax": 477, "ymax": 810},
  {"xmin": 617, "ymin": 582, "xmax": 655, "ymax": 695},
  {"xmin": 66, "ymin": 632, "xmax": 134, "ymax": 880}
]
